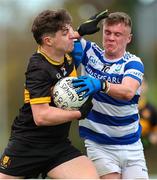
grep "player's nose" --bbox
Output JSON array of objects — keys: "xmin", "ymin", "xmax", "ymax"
[{"xmin": 69, "ymin": 27, "xmax": 76, "ymax": 39}]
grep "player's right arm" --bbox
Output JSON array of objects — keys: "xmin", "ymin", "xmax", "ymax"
[
  {"xmin": 31, "ymin": 103, "xmax": 80, "ymax": 126},
  {"xmin": 77, "ymin": 9, "xmax": 108, "ymax": 36},
  {"xmin": 26, "ymin": 55, "xmax": 92, "ymax": 126},
  {"xmin": 72, "ymin": 10, "xmax": 108, "ymax": 67},
  {"xmin": 71, "ymin": 39, "xmax": 84, "ymax": 68},
  {"xmin": 31, "ymin": 95, "xmax": 93, "ymax": 126}
]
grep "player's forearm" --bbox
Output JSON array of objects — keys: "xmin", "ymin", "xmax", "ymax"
[
  {"xmin": 41, "ymin": 107, "xmax": 81, "ymax": 126},
  {"xmin": 105, "ymin": 77, "xmax": 140, "ymax": 101},
  {"xmin": 32, "ymin": 104, "xmax": 81, "ymax": 126},
  {"xmin": 107, "ymin": 83, "xmax": 136, "ymax": 101}
]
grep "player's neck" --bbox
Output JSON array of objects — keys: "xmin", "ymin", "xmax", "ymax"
[
  {"xmin": 40, "ymin": 46, "xmax": 64, "ymax": 63},
  {"xmin": 105, "ymin": 50, "xmax": 126, "ymax": 60}
]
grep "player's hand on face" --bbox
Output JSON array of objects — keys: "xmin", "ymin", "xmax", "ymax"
[
  {"xmin": 72, "ymin": 76, "xmax": 103, "ymax": 98},
  {"xmin": 77, "ymin": 9, "xmax": 108, "ymax": 36}
]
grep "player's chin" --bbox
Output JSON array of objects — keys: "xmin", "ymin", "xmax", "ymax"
[
  {"xmin": 105, "ymin": 47, "xmax": 116, "ymax": 54},
  {"xmin": 67, "ymin": 45, "xmax": 74, "ymax": 53}
]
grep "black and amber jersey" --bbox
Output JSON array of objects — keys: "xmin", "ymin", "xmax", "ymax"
[
  {"xmin": 11, "ymin": 50, "xmax": 77, "ymax": 143},
  {"xmin": 139, "ymin": 98, "xmax": 157, "ymax": 137}
]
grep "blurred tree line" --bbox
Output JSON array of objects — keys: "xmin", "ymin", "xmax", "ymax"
[{"xmin": 0, "ymin": 0, "xmax": 157, "ymax": 175}]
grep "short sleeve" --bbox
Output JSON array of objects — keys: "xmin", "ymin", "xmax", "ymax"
[
  {"xmin": 25, "ymin": 64, "xmax": 51, "ymax": 104},
  {"xmin": 124, "ymin": 59, "xmax": 144, "ymax": 85}
]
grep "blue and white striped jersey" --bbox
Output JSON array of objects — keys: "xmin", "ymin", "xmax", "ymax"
[{"xmin": 75, "ymin": 38, "xmax": 144, "ymax": 145}]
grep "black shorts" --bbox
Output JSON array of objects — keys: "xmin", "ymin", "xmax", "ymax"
[{"xmin": 0, "ymin": 138, "xmax": 82, "ymax": 178}]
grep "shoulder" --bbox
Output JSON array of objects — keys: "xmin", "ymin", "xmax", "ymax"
[
  {"xmin": 29, "ymin": 53, "xmax": 44, "ymax": 66},
  {"xmin": 80, "ymin": 38, "xmax": 103, "ymax": 53},
  {"xmin": 27, "ymin": 53, "xmax": 49, "ymax": 72},
  {"xmin": 25, "ymin": 53, "xmax": 52, "ymax": 81},
  {"xmin": 124, "ymin": 52, "xmax": 143, "ymax": 65}
]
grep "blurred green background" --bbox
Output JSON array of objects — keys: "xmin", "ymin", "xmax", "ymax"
[{"xmin": 0, "ymin": 0, "xmax": 157, "ymax": 177}]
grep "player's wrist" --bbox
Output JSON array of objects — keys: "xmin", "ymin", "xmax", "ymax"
[
  {"xmin": 76, "ymin": 110, "xmax": 82, "ymax": 120},
  {"xmin": 73, "ymin": 31, "xmax": 81, "ymax": 39},
  {"xmin": 101, "ymin": 80, "xmax": 111, "ymax": 94}
]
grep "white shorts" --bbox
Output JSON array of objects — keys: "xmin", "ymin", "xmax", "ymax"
[{"xmin": 85, "ymin": 139, "xmax": 149, "ymax": 179}]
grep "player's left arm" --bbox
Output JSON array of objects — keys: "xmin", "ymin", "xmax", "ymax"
[
  {"xmin": 72, "ymin": 75, "xmax": 140, "ymax": 100},
  {"xmin": 107, "ymin": 76, "xmax": 140, "ymax": 100},
  {"xmin": 72, "ymin": 59, "xmax": 144, "ymax": 100},
  {"xmin": 111, "ymin": 59, "xmax": 144, "ymax": 100}
]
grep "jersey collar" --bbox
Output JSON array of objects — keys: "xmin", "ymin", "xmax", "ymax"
[{"xmin": 37, "ymin": 46, "xmax": 64, "ymax": 65}]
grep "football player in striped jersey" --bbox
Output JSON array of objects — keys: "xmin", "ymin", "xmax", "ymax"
[{"xmin": 72, "ymin": 11, "xmax": 149, "ymax": 179}]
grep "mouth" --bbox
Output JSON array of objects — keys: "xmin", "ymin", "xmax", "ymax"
[
  {"xmin": 106, "ymin": 42, "xmax": 114, "ymax": 46},
  {"xmin": 105, "ymin": 44, "xmax": 113, "ymax": 49}
]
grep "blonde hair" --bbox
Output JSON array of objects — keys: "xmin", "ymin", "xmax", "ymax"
[{"xmin": 103, "ymin": 12, "xmax": 132, "ymax": 29}]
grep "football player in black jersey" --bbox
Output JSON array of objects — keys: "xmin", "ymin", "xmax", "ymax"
[
  {"xmin": 139, "ymin": 79, "xmax": 157, "ymax": 148},
  {"xmin": 0, "ymin": 9, "xmax": 98, "ymax": 179}
]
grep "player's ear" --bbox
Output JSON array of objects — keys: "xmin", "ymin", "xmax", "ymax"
[
  {"xmin": 127, "ymin": 33, "xmax": 132, "ymax": 44},
  {"xmin": 43, "ymin": 35, "xmax": 54, "ymax": 46}
]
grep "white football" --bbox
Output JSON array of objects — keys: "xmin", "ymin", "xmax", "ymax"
[{"xmin": 52, "ymin": 77, "xmax": 88, "ymax": 110}]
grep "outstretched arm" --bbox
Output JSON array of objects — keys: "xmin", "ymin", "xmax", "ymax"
[
  {"xmin": 72, "ymin": 10, "xmax": 108, "ymax": 67},
  {"xmin": 76, "ymin": 9, "xmax": 108, "ymax": 37},
  {"xmin": 72, "ymin": 76, "xmax": 140, "ymax": 101}
]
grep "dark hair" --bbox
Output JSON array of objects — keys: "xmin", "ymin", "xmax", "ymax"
[
  {"xmin": 31, "ymin": 9, "xmax": 72, "ymax": 44},
  {"xmin": 103, "ymin": 12, "xmax": 132, "ymax": 29}
]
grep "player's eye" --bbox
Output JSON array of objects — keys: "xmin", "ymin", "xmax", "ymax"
[
  {"xmin": 62, "ymin": 30, "xmax": 68, "ymax": 36},
  {"xmin": 115, "ymin": 32, "xmax": 122, "ymax": 37},
  {"xmin": 61, "ymin": 26, "xmax": 69, "ymax": 36},
  {"xmin": 104, "ymin": 30, "xmax": 111, "ymax": 36}
]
